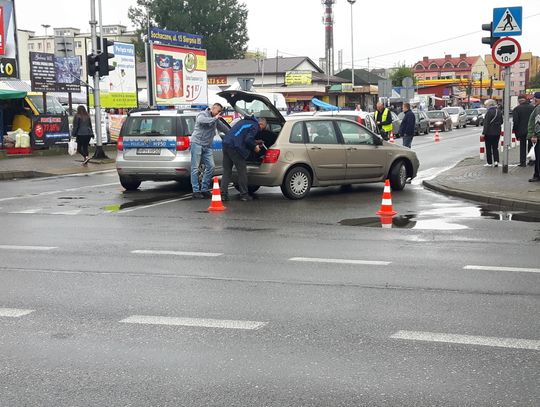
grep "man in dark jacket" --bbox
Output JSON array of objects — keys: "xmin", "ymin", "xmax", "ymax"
[
  {"xmin": 526, "ymin": 92, "xmax": 540, "ymax": 182},
  {"xmin": 512, "ymin": 95, "xmax": 534, "ymax": 166},
  {"xmin": 482, "ymin": 99, "xmax": 504, "ymax": 167},
  {"xmin": 220, "ymin": 115, "xmax": 261, "ymax": 201},
  {"xmin": 399, "ymin": 103, "xmax": 416, "ymax": 148}
]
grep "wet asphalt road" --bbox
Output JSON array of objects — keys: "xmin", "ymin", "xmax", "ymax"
[{"xmin": 1, "ymin": 126, "xmax": 539, "ymax": 406}]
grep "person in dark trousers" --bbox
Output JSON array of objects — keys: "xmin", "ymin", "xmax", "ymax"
[
  {"xmin": 71, "ymin": 105, "xmax": 94, "ymax": 165},
  {"xmin": 482, "ymin": 99, "xmax": 504, "ymax": 167},
  {"xmin": 526, "ymin": 92, "xmax": 540, "ymax": 182},
  {"xmin": 220, "ymin": 115, "xmax": 261, "ymax": 201},
  {"xmin": 512, "ymin": 95, "xmax": 534, "ymax": 166},
  {"xmin": 399, "ymin": 103, "xmax": 416, "ymax": 148},
  {"xmin": 373, "ymin": 102, "xmax": 393, "ymax": 140},
  {"xmin": 190, "ymin": 103, "xmax": 223, "ymax": 199}
]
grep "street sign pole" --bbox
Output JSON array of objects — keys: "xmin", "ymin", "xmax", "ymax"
[{"xmin": 502, "ymin": 65, "xmax": 511, "ymax": 174}]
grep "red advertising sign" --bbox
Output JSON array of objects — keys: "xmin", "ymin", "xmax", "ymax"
[{"xmin": 0, "ymin": 6, "xmax": 5, "ymax": 55}]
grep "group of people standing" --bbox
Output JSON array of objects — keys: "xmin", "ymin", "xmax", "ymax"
[
  {"xmin": 483, "ymin": 92, "xmax": 540, "ymax": 182},
  {"xmin": 373, "ymin": 102, "xmax": 416, "ymax": 148}
]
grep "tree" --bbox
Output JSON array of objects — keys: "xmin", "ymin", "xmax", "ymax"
[
  {"xmin": 529, "ymin": 71, "xmax": 540, "ymax": 89},
  {"xmin": 390, "ymin": 65, "xmax": 415, "ymax": 87},
  {"xmin": 128, "ymin": 0, "xmax": 249, "ymax": 61}
]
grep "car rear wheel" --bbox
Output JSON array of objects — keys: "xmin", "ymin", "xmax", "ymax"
[
  {"xmin": 119, "ymin": 176, "xmax": 141, "ymax": 191},
  {"xmin": 389, "ymin": 160, "xmax": 407, "ymax": 191},
  {"xmin": 281, "ymin": 166, "xmax": 312, "ymax": 200}
]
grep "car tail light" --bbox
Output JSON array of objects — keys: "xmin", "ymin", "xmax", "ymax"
[
  {"xmin": 117, "ymin": 136, "xmax": 123, "ymax": 151},
  {"xmin": 262, "ymin": 149, "xmax": 280, "ymax": 164},
  {"xmin": 176, "ymin": 136, "xmax": 190, "ymax": 151},
  {"xmin": 356, "ymin": 116, "xmax": 364, "ymax": 125}
]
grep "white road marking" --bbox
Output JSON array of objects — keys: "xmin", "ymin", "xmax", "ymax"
[
  {"xmin": 120, "ymin": 315, "xmax": 267, "ymax": 330},
  {"xmin": 391, "ymin": 330, "xmax": 540, "ymax": 351},
  {"xmin": 50, "ymin": 209, "xmax": 82, "ymax": 216},
  {"xmin": 0, "ymin": 182, "xmax": 118, "ymax": 203},
  {"xmin": 289, "ymin": 257, "xmax": 391, "ymax": 266},
  {"xmin": 39, "ymin": 169, "xmax": 117, "ymax": 180},
  {"xmin": 0, "ymin": 245, "xmax": 57, "ymax": 251},
  {"xmin": 464, "ymin": 265, "xmax": 540, "ymax": 274},
  {"xmin": 0, "ymin": 308, "xmax": 35, "ymax": 317},
  {"xmin": 9, "ymin": 209, "xmax": 42, "ymax": 214},
  {"xmin": 121, "ymin": 196, "xmax": 193, "ymax": 213},
  {"xmin": 412, "ymin": 165, "xmax": 454, "ymax": 185},
  {"xmin": 132, "ymin": 249, "xmax": 223, "ymax": 257}
]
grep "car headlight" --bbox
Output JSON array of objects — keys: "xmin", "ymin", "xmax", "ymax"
[
  {"xmin": 435, "ymin": 121, "xmax": 443, "ymax": 125},
  {"xmin": 472, "ymin": 117, "xmax": 477, "ymax": 121}
]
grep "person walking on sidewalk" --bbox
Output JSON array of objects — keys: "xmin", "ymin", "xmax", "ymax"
[
  {"xmin": 526, "ymin": 92, "xmax": 540, "ymax": 182},
  {"xmin": 220, "ymin": 115, "xmax": 261, "ymax": 201},
  {"xmin": 482, "ymin": 99, "xmax": 503, "ymax": 167},
  {"xmin": 399, "ymin": 103, "xmax": 416, "ymax": 148},
  {"xmin": 512, "ymin": 95, "xmax": 534, "ymax": 167},
  {"xmin": 190, "ymin": 103, "xmax": 223, "ymax": 199},
  {"xmin": 373, "ymin": 102, "xmax": 393, "ymax": 140},
  {"xmin": 71, "ymin": 105, "xmax": 94, "ymax": 166}
]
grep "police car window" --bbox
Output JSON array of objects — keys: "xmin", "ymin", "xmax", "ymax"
[
  {"xmin": 337, "ymin": 121, "xmax": 374, "ymax": 145},
  {"xmin": 305, "ymin": 121, "xmax": 338, "ymax": 144},
  {"xmin": 126, "ymin": 117, "xmax": 175, "ymax": 136},
  {"xmin": 183, "ymin": 116, "xmax": 196, "ymax": 135}
]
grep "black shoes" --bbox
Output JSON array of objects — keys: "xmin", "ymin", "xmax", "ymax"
[
  {"xmin": 192, "ymin": 192, "xmax": 204, "ymax": 199},
  {"xmin": 529, "ymin": 177, "xmax": 540, "ymax": 182},
  {"xmin": 221, "ymin": 195, "xmax": 229, "ymax": 202},
  {"xmin": 202, "ymin": 191, "xmax": 212, "ymax": 199},
  {"xmin": 518, "ymin": 163, "xmax": 527, "ymax": 167},
  {"xmin": 239, "ymin": 195, "xmax": 253, "ymax": 201}
]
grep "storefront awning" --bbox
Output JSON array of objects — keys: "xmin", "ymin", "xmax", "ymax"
[{"xmin": 0, "ymin": 89, "xmax": 27, "ymax": 100}]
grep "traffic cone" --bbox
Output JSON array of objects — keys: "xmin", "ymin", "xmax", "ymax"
[
  {"xmin": 207, "ymin": 176, "xmax": 226, "ymax": 212},
  {"xmin": 434, "ymin": 129, "xmax": 440, "ymax": 143},
  {"xmin": 376, "ymin": 179, "xmax": 397, "ymax": 217},
  {"xmin": 389, "ymin": 132, "xmax": 395, "ymax": 143},
  {"xmin": 379, "ymin": 215, "xmax": 393, "ymax": 229}
]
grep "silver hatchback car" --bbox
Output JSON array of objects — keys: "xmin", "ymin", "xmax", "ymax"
[
  {"xmin": 218, "ymin": 91, "xmax": 420, "ymax": 199},
  {"xmin": 116, "ymin": 110, "xmax": 228, "ymax": 190}
]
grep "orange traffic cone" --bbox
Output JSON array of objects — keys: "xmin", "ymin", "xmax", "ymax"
[
  {"xmin": 434, "ymin": 129, "xmax": 440, "ymax": 143},
  {"xmin": 389, "ymin": 132, "xmax": 395, "ymax": 143},
  {"xmin": 379, "ymin": 215, "xmax": 393, "ymax": 229},
  {"xmin": 208, "ymin": 176, "xmax": 226, "ymax": 212},
  {"xmin": 376, "ymin": 179, "xmax": 397, "ymax": 217}
]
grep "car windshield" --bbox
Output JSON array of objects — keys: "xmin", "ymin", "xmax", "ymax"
[
  {"xmin": 444, "ymin": 107, "xmax": 459, "ymax": 114},
  {"xmin": 427, "ymin": 111, "xmax": 444, "ymax": 118},
  {"xmin": 234, "ymin": 99, "xmax": 278, "ymax": 119},
  {"xmin": 466, "ymin": 109, "xmax": 478, "ymax": 115},
  {"xmin": 28, "ymin": 95, "xmax": 65, "ymax": 115},
  {"xmin": 125, "ymin": 117, "xmax": 175, "ymax": 136}
]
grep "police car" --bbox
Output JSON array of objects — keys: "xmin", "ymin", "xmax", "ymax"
[{"xmin": 116, "ymin": 109, "xmax": 228, "ymax": 190}]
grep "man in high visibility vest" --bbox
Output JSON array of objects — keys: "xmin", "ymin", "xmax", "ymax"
[{"xmin": 373, "ymin": 102, "xmax": 393, "ymax": 140}]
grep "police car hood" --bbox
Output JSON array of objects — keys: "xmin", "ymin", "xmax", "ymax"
[{"xmin": 218, "ymin": 90, "xmax": 285, "ymax": 125}]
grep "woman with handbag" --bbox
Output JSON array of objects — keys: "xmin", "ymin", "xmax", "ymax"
[{"xmin": 72, "ymin": 105, "xmax": 94, "ymax": 165}]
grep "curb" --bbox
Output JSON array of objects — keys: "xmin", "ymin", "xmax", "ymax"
[
  {"xmin": 423, "ymin": 179, "xmax": 540, "ymax": 212},
  {"xmin": 0, "ymin": 170, "xmax": 53, "ymax": 180}
]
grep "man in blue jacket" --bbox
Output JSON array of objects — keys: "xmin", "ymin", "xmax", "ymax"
[
  {"xmin": 220, "ymin": 115, "xmax": 261, "ymax": 201},
  {"xmin": 399, "ymin": 103, "xmax": 416, "ymax": 148}
]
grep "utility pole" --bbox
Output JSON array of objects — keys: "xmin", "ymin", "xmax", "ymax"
[
  {"xmin": 347, "ymin": 0, "xmax": 356, "ymax": 88},
  {"xmin": 480, "ymin": 71, "xmax": 483, "ymax": 100},
  {"xmin": 502, "ymin": 66, "xmax": 511, "ymax": 174}
]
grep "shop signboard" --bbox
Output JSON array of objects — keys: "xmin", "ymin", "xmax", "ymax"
[
  {"xmin": 0, "ymin": 0, "xmax": 18, "ymax": 78},
  {"xmin": 208, "ymin": 76, "xmax": 227, "ymax": 85},
  {"xmin": 149, "ymin": 27, "xmax": 202, "ymax": 49},
  {"xmin": 89, "ymin": 42, "xmax": 137, "ymax": 108},
  {"xmin": 285, "ymin": 70, "xmax": 312, "ymax": 86},
  {"xmin": 151, "ymin": 43, "xmax": 208, "ymax": 106},
  {"xmin": 30, "ymin": 52, "xmax": 81, "ymax": 93},
  {"xmin": 341, "ymin": 83, "xmax": 353, "ymax": 93}
]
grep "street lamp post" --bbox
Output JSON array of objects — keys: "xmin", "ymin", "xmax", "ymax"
[
  {"xmin": 41, "ymin": 24, "xmax": 50, "ymax": 52},
  {"xmin": 347, "ymin": 0, "xmax": 356, "ymax": 89}
]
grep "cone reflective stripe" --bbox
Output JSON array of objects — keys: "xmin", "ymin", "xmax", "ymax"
[
  {"xmin": 379, "ymin": 215, "xmax": 393, "ymax": 229},
  {"xmin": 480, "ymin": 134, "xmax": 485, "ymax": 159},
  {"xmin": 511, "ymin": 132, "xmax": 516, "ymax": 148},
  {"xmin": 389, "ymin": 132, "xmax": 395, "ymax": 143},
  {"xmin": 208, "ymin": 176, "xmax": 226, "ymax": 212},
  {"xmin": 500, "ymin": 137, "xmax": 504, "ymax": 153},
  {"xmin": 434, "ymin": 129, "xmax": 440, "ymax": 142},
  {"xmin": 376, "ymin": 179, "xmax": 397, "ymax": 217}
]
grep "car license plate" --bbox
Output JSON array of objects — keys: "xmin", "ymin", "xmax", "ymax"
[{"xmin": 136, "ymin": 148, "xmax": 161, "ymax": 155}]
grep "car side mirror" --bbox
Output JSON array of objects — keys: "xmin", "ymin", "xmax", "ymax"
[{"xmin": 374, "ymin": 135, "xmax": 383, "ymax": 146}]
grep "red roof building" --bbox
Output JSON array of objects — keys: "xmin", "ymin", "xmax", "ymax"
[{"xmin": 413, "ymin": 54, "xmax": 488, "ymax": 81}]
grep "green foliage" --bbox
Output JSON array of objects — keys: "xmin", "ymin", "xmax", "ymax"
[
  {"xmin": 390, "ymin": 65, "xmax": 415, "ymax": 87},
  {"xmin": 529, "ymin": 71, "xmax": 540, "ymax": 89},
  {"xmin": 128, "ymin": 0, "xmax": 249, "ymax": 61}
]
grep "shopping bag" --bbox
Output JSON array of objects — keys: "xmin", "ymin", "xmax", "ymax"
[
  {"xmin": 527, "ymin": 144, "xmax": 536, "ymax": 162},
  {"xmin": 68, "ymin": 139, "xmax": 77, "ymax": 156}
]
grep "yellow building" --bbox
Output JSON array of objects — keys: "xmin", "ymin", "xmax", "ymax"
[{"xmin": 484, "ymin": 52, "xmax": 540, "ymax": 96}]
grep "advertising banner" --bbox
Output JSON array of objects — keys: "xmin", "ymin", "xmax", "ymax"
[
  {"xmin": 89, "ymin": 42, "xmax": 137, "ymax": 108},
  {"xmin": 32, "ymin": 115, "xmax": 70, "ymax": 147},
  {"xmin": 0, "ymin": 0, "xmax": 18, "ymax": 78},
  {"xmin": 30, "ymin": 52, "xmax": 81, "ymax": 92},
  {"xmin": 285, "ymin": 70, "xmax": 312, "ymax": 86},
  {"xmin": 151, "ymin": 43, "xmax": 208, "ymax": 106},
  {"xmin": 149, "ymin": 27, "xmax": 202, "ymax": 49}
]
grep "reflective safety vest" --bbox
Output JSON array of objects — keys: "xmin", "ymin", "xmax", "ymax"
[{"xmin": 375, "ymin": 108, "xmax": 393, "ymax": 133}]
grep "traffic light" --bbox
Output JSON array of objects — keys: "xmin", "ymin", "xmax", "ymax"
[
  {"xmin": 481, "ymin": 22, "xmax": 496, "ymax": 48},
  {"xmin": 87, "ymin": 53, "xmax": 99, "ymax": 77},
  {"xmin": 98, "ymin": 37, "xmax": 115, "ymax": 77}
]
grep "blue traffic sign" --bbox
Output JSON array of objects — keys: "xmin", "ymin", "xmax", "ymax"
[{"xmin": 493, "ymin": 7, "xmax": 522, "ymax": 37}]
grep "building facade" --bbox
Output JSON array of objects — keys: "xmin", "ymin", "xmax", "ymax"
[{"xmin": 485, "ymin": 52, "xmax": 540, "ymax": 96}]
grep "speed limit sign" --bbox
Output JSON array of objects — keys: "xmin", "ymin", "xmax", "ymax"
[{"xmin": 492, "ymin": 37, "xmax": 522, "ymax": 67}]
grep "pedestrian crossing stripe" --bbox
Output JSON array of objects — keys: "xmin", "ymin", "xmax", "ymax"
[{"xmin": 493, "ymin": 7, "xmax": 522, "ymax": 36}]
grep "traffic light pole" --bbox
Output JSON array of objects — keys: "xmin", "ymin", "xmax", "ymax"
[
  {"xmin": 502, "ymin": 65, "xmax": 511, "ymax": 174},
  {"xmin": 89, "ymin": 0, "xmax": 108, "ymax": 159}
]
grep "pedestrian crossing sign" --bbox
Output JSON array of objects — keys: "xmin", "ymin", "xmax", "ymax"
[{"xmin": 493, "ymin": 7, "xmax": 522, "ymax": 37}]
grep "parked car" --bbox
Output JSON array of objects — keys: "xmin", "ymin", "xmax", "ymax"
[
  {"xmin": 442, "ymin": 106, "xmax": 467, "ymax": 129},
  {"xmin": 288, "ymin": 110, "xmax": 379, "ymax": 135},
  {"xmin": 426, "ymin": 110, "xmax": 453, "ymax": 132},
  {"xmin": 477, "ymin": 107, "xmax": 487, "ymax": 123},
  {"xmin": 116, "ymin": 109, "xmax": 229, "ymax": 190},
  {"xmin": 465, "ymin": 109, "xmax": 484, "ymax": 126},
  {"xmin": 218, "ymin": 90, "xmax": 419, "ymax": 199},
  {"xmin": 390, "ymin": 111, "xmax": 401, "ymax": 137},
  {"xmin": 414, "ymin": 111, "xmax": 430, "ymax": 135}
]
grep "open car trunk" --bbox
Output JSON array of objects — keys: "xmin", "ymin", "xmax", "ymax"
[{"xmin": 217, "ymin": 90, "xmax": 285, "ymax": 165}]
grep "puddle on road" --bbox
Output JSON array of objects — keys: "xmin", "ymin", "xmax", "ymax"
[{"xmin": 340, "ymin": 215, "xmax": 468, "ymax": 230}]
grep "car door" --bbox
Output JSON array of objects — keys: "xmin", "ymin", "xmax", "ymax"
[
  {"xmin": 336, "ymin": 120, "xmax": 387, "ymax": 180},
  {"xmin": 304, "ymin": 120, "xmax": 346, "ymax": 181}
]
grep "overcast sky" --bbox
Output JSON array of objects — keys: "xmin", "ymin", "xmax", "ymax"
[{"xmin": 14, "ymin": 0, "xmax": 540, "ymax": 69}]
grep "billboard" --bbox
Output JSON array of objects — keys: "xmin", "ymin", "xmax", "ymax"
[
  {"xmin": 89, "ymin": 42, "xmax": 137, "ymax": 108},
  {"xmin": 0, "ymin": 0, "xmax": 18, "ymax": 78},
  {"xmin": 151, "ymin": 43, "xmax": 208, "ymax": 106},
  {"xmin": 285, "ymin": 70, "xmax": 312, "ymax": 86},
  {"xmin": 30, "ymin": 52, "xmax": 81, "ymax": 92}
]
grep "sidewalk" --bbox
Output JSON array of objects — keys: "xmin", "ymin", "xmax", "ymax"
[
  {"xmin": 0, "ymin": 147, "xmax": 116, "ymax": 180},
  {"xmin": 423, "ymin": 146, "xmax": 540, "ymax": 211}
]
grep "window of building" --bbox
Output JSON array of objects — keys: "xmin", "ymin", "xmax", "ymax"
[
  {"xmin": 519, "ymin": 72, "xmax": 524, "ymax": 77},
  {"xmin": 429, "ymin": 63, "xmax": 438, "ymax": 70},
  {"xmin": 28, "ymin": 43, "xmax": 34, "ymax": 50},
  {"xmin": 38, "ymin": 42, "xmax": 42, "ymax": 50},
  {"xmin": 511, "ymin": 81, "xmax": 515, "ymax": 86},
  {"xmin": 520, "ymin": 63, "xmax": 525, "ymax": 68},
  {"xmin": 458, "ymin": 61, "xmax": 468, "ymax": 68},
  {"xmin": 76, "ymin": 41, "xmax": 82, "ymax": 48},
  {"xmin": 415, "ymin": 64, "xmax": 424, "ymax": 70},
  {"xmin": 443, "ymin": 62, "xmax": 453, "ymax": 69}
]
